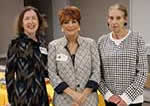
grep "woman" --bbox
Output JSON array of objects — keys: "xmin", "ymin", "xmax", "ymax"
[
  {"xmin": 48, "ymin": 6, "xmax": 100, "ymax": 106},
  {"xmin": 5, "ymin": 6, "xmax": 49, "ymax": 106},
  {"xmin": 98, "ymin": 4, "xmax": 148, "ymax": 106}
]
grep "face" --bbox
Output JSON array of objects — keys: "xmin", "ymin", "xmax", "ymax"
[
  {"xmin": 22, "ymin": 10, "xmax": 39, "ymax": 36},
  {"xmin": 107, "ymin": 8, "xmax": 127, "ymax": 33},
  {"xmin": 62, "ymin": 19, "xmax": 80, "ymax": 36}
]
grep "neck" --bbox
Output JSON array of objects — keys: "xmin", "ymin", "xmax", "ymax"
[
  {"xmin": 24, "ymin": 32, "xmax": 37, "ymax": 41},
  {"xmin": 112, "ymin": 28, "xmax": 128, "ymax": 40},
  {"xmin": 66, "ymin": 34, "xmax": 78, "ymax": 44}
]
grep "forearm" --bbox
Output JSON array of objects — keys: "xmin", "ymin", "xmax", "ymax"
[
  {"xmin": 82, "ymin": 88, "xmax": 92, "ymax": 96},
  {"xmin": 64, "ymin": 87, "xmax": 76, "ymax": 97},
  {"xmin": 119, "ymin": 71, "xmax": 147, "ymax": 105}
]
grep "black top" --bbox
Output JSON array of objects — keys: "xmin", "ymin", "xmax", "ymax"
[{"xmin": 5, "ymin": 33, "xmax": 49, "ymax": 106}]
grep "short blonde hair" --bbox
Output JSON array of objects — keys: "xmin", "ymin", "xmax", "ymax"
[{"xmin": 109, "ymin": 3, "xmax": 128, "ymax": 18}]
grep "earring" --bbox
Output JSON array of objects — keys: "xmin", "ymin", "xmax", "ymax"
[
  {"xmin": 124, "ymin": 22, "xmax": 127, "ymax": 26},
  {"xmin": 78, "ymin": 27, "xmax": 80, "ymax": 31},
  {"xmin": 61, "ymin": 28, "xmax": 64, "ymax": 32}
]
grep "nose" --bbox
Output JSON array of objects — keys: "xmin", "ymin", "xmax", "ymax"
[
  {"xmin": 68, "ymin": 22, "xmax": 74, "ymax": 27},
  {"xmin": 112, "ymin": 19, "xmax": 117, "ymax": 24},
  {"xmin": 28, "ymin": 18, "xmax": 34, "ymax": 23}
]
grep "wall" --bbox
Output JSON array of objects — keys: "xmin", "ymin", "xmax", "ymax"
[
  {"xmin": 52, "ymin": 0, "xmax": 70, "ymax": 39},
  {"xmin": 2, "ymin": 0, "xmax": 150, "ymax": 56},
  {"xmin": 130, "ymin": 0, "xmax": 150, "ymax": 45},
  {"xmin": 0, "ymin": 0, "xmax": 24, "ymax": 57}
]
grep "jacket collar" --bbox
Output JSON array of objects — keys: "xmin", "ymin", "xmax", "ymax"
[{"xmin": 61, "ymin": 35, "xmax": 83, "ymax": 48}]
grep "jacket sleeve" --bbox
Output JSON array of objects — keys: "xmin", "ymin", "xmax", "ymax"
[
  {"xmin": 85, "ymin": 40, "xmax": 100, "ymax": 92},
  {"xmin": 97, "ymin": 37, "xmax": 114, "ymax": 100},
  {"xmin": 5, "ymin": 41, "xmax": 17, "ymax": 103},
  {"xmin": 98, "ymin": 72, "xmax": 113, "ymax": 100},
  {"xmin": 48, "ymin": 42, "xmax": 69, "ymax": 94},
  {"xmin": 120, "ymin": 34, "xmax": 148, "ymax": 105}
]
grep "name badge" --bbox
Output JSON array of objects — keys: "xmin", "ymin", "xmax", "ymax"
[
  {"xmin": 56, "ymin": 54, "xmax": 68, "ymax": 61},
  {"xmin": 39, "ymin": 47, "xmax": 48, "ymax": 55}
]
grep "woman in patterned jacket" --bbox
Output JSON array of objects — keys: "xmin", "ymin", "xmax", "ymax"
[
  {"xmin": 98, "ymin": 3, "xmax": 148, "ymax": 106},
  {"xmin": 48, "ymin": 6, "xmax": 100, "ymax": 106},
  {"xmin": 5, "ymin": 6, "xmax": 49, "ymax": 106}
]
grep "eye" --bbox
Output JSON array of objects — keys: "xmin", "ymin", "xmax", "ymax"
[
  {"xmin": 109, "ymin": 16, "xmax": 114, "ymax": 20},
  {"xmin": 72, "ymin": 20, "xmax": 77, "ymax": 24},
  {"xmin": 24, "ymin": 16, "xmax": 30, "ymax": 20},
  {"xmin": 32, "ymin": 16, "xmax": 37, "ymax": 20},
  {"xmin": 63, "ymin": 21, "xmax": 69, "ymax": 24},
  {"xmin": 116, "ymin": 16, "xmax": 121, "ymax": 20}
]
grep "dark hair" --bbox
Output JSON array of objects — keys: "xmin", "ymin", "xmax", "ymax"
[
  {"xmin": 58, "ymin": 6, "xmax": 81, "ymax": 25},
  {"xmin": 15, "ymin": 6, "xmax": 47, "ymax": 35},
  {"xmin": 108, "ymin": 4, "xmax": 128, "ymax": 26}
]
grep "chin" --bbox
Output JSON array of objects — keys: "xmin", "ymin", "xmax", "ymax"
[
  {"xmin": 66, "ymin": 32, "xmax": 75, "ymax": 36},
  {"xmin": 29, "ymin": 30, "xmax": 37, "ymax": 34},
  {"xmin": 112, "ymin": 29, "xmax": 119, "ymax": 33}
]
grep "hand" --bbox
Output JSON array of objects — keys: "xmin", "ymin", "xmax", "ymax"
[
  {"xmin": 64, "ymin": 87, "xmax": 81, "ymax": 102},
  {"xmin": 72, "ymin": 101, "xmax": 80, "ymax": 106},
  {"xmin": 64, "ymin": 87, "xmax": 88, "ymax": 105},
  {"xmin": 117, "ymin": 99, "xmax": 127, "ymax": 106},
  {"xmin": 77, "ymin": 92, "xmax": 87, "ymax": 105},
  {"xmin": 77, "ymin": 88, "xmax": 92, "ymax": 105},
  {"xmin": 72, "ymin": 91, "xmax": 87, "ymax": 105},
  {"xmin": 108, "ymin": 95, "xmax": 121, "ymax": 104},
  {"xmin": 71, "ymin": 91, "xmax": 81, "ymax": 101}
]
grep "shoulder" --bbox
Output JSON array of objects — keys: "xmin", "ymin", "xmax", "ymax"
[
  {"xmin": 49, "ymin": 37, "xmax": 64, "ymax": 46},
  {"xmin": 130, "ymin": 31, "xmax": 140, "ymax": 38},
  {"xmin": 7, "ymin": 35, "xmax": 22, "ymax": 56},
  {"xmin": 8, "ymin": 34, "xmax": 34, "ymax": 53},
  {"xmin": 48, "ymin": 37, "xmax": 66, "ymax": 51},
  {"xmin": 8, "ymin": 36, "xmax": 21, "ymax": 49},
  {"xmin": 80, "ymin": 36, "xmax": 96, "ymax": 44},
  {"xmin": 78, "ymin": 36, "xmax": 98, "ymax": 48},
  {"xmin": 130, "ymin": 31, "xmax": 145, "ymax": 42},
  {"xmin": 97, "ymin": 33, "xmax": 110, "ymax": 44}
]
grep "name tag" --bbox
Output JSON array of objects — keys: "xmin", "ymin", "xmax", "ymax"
[
  {"xmin": 56, "ymin": 54, "xmax": 68, "ymax": 61},
  {"xmin": 39, "ymin": 47, "xmax": 48, "ymax": 55}
]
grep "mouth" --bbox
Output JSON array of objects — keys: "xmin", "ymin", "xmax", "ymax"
[
  {"xmin": 66, "ymin": 28, "xmax": 75, "ymax": 31},
  {"xmin": 27, "ymin": 24, "xmax": 37, "ymax": 30},
  {"xmin": 112, "ymin": 26, "xmax": 118, "ymax": 29},
  {"xmin": 67, "ymin": 28, "xmax": 79, "ymax": 32}
]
